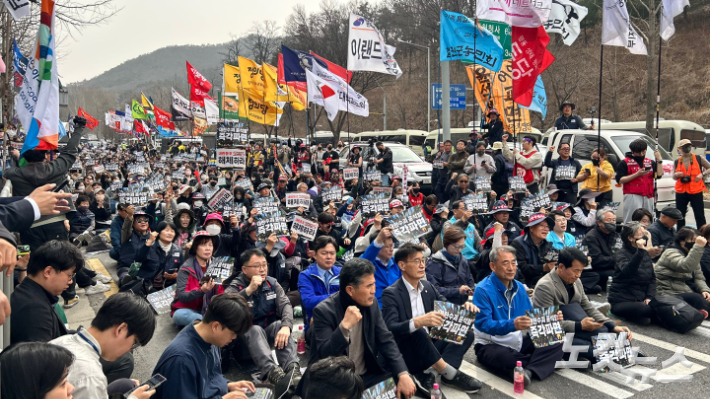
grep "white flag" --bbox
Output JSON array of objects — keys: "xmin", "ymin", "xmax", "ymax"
[
  {"xmin": 544, "ymin": 0, "xmax": 588, "ymax": 46},
  {"xmin": 477, "ymin": 0, "xmax": 552, "ymax": 28},
  {"xmin": 171, "ymin": 88, "xmax": 192, "ymax": 117},
  {"xmin": 311, "ymin": 62, "xmax": 369, "ymax": 118},
  {"xmin": 204, "ymin": 98, "xmax": 219, "ymax": 125},
  {"xmin": 3, "ymin": 0, "xmax": 30, "ymax": 21},
  {"xmin": 347, "ymin": 14, "xmax": 402, "ymax": 78},
  {"xmin": 306, "ymin": 69, "xmax": 340, "ymax": 122},
  {"xmin": 661, "ymin": 0, "xmax": 689, "ymax": 40},
  {"xmin": 602, "ymin": 0, "xmax": 647, "ymax": 55}
]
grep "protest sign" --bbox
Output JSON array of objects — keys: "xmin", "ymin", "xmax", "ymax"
[
  {"xmin": 555, "ymin": 165, "xmax": 576, "ymax": 181},
  {"xmin": 322, "ymin": 186, "xmax": 342, "ymax": 203},
  {"xmin": 216, "ymin": 148, "xmax": 246, "ymax": 169},
  {"xmin": 371, "ymin": 186, "xmax": 392, "ymax": 198},
  {"xmin": 110, "ymin": 181, "xmax": 122, "ymax": 191},
  {"xmin": 298, "ymin": 162, "xmax": 311, "ymax": 173},
  {"xmin": 235, "ymin": 178, "xmax": 253, "ymax": 191},
  {"xmin": 146, "ymin": 285, "xmax": 176, "ymax": 315},
  {"xmin": 360, "ymin": 192, "xmax": 390, "ymax": 217},
  {"xmin": 462, "ymin": 194, "xmax": 488, "ymax": 215},
  {"xmin": 255, "ymin": 211, "xmax": 289, "ymax": 240},
  {"xmin": 118, "ymin": 188, "xmax": 150, "ymax": 205},
  {"xmin": 94, "ymin": 165, "xmax": 105, "ymax": 173},
  {"xmin": 343, "ymin": 167, "xmax": 359, "ymax": 181},
  {"xmin": 475, "ymin": 176, "xmax": 491, "ymax": 193},
  {"xmin": 386, "ymin": 205, "xmax": 432, "ymax": 242},
  {"xmin": 526, "ymin": 306, "xmax": 565, "ymax": 348},
  {"xmin": 105, "ymin": 163, "xmax": 119, "ymax": 171},
  {"xmin": 592, "ymin": 332, "xmax": 635, "ymax": 372},
  {"xmin": 129, "ymin": 164, "xmax": 146, "ymax": 175},
  {"xmin": 362, "ymin": 378, "xmax": 396, "ymax": 399},
  {"xmin": 429, "ymin": 301, "xmax": 476, "ymax": 345},
  {"xmin": 71, "ymin": 161, "xmax": 82, "ymax": 170},
  {"xmin": 286, "ymin": 192, "xmax": 311, "ymax": 209},
  {"xmin": 509, "ymin": 176, "xmax": 527, "ymax": 193},
  {"xmin": 221, "ymin": 203, "xmax": 242, "ymax": 220},
  {"xmin": 363, "ymin": 169, "xmax": 381, "ymax": 182},
  {"xmin": 205, "ymin": 256, "xmax": 234, "ymax": 285},
  {"xmin": 254, "ymin": 197, "xmax": 280, "ymax": 213},
  {"xmin": 291, "ymin": 216, "xmax": 318, "ymax": 241},
  {"xmin": 207, "ymin": 188, "xmax": 233, "ymax": 211}
]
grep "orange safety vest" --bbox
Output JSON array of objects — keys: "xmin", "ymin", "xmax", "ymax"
[{"xmin": 675, "ymin": 155, "xmax": 706, "ymax": 194}]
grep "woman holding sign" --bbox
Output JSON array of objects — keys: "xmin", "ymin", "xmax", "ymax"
[{"xmin": 426, "ymin": 227, "xmax": 476, "ymax": 306}]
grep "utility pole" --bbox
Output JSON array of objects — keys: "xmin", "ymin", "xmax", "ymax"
[{"xmin": 441, "ymin": 61, "xmax": 451, "ymax": 142}]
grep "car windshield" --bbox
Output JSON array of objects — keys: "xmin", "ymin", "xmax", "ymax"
[
  {"xmin": 390, "ymin": 146, "xmax": 423, "ymax": 162},
  {"xmin": 612, "ymin": 135, "xmax": 673, "ymax": 161}
]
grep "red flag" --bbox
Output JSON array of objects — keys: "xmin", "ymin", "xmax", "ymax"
[
  {"xmin": 134, "ymin": 120, "xmax": 147, "ymax": 135},
  {"xmin": 511, "ymin": 26, "xmax": 555, "ymax": 107},
  {"xmin": 154, "ymin": 106, "xmax": 176, "ymax": 130},
  {"xmin": 277, "ymin": 53, "xmax": 286, "ymax": 84},
  {"xmin": 310, "ymin": 52, "xmax": 352, "ymax": 84},
  {"xmin": 190, "ymin": 85, "xmax": 212, "ymax": 107},
  {"xmin": 186, "ymin": 61, "xmax": 212, "ymax": 92},
  {"xmin": 77, "ymin": 108, "xmax": 99, "ymax": 130}
]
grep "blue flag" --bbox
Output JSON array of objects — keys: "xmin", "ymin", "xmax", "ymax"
[
  {"xmin": 281, "ymin": 45, "xmax": 327, "ymax": 83},
  {"xmin": 520, "ymin": 76, "xmax": 547, "ymax": 119},
  {"xmin": 12, "ymin": 39, "xmax": 27, "ymax": 89},
  {"xmin": 440, "ymin": 10, "xmax": 504, "ymax": 72}
]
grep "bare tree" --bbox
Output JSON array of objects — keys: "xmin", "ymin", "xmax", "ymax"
[
  {"xmin": 249, "ymin": 20, "xmax": 280, "ymax": 65},
  {"xmin": 221, "ymin": 35, "xmax": 244, "ymax": 65}
]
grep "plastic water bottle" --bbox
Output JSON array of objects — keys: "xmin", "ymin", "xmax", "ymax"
[
  {"xmin": 431, "ymin": 383, "xmax": 442, "ymax": 399},
  {"xmin": 514, "ymin": 361, "xmax": 525, "ymax": 394},
  {"xmin": 296, "ymin": 325, "xmax": 306, "ymax": 355}
]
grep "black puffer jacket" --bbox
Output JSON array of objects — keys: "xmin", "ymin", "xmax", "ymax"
[
  {"xmin": 608, "ymin": 244, "xmax": 656, "ymax": 305},
  {"xmin": 583, "ymin": 225, "xmax": 619, "ymax": 272}
]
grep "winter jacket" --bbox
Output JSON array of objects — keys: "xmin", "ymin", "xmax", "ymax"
[
  {"xmin": 511, "ymin": 233, "xmax": 552, "ymax": 287},
  {"xmin": 89, "ymin": 202, "xmax": 111, "ymax": 224},
  {"xmin": 69, "ymin": 208, "xmax": 95, "ymax": 235},
  {"xmin": 119, "ymin": 222, "xmax": 149, "ymax": 268},
  {"xmin": 608, "ymin": 245, "xmax": 656, "ymax": 305},
  {"xmin": 446, "ymin": 182, "xmax": 474, "ymax": 204},
  {"xmin": 654, "ymin": 245, "xmax": 710, "ymax": 295},
  {"xmin": 298, "ymin": 263, "xmax": 342, "ymax": 329},
  {"xmin": 473, "ymin": 272, "xmax": 532, "ymax": 351},
  {"xmin": 446, "ymin": 150, "xmax": 469, "ymax": 177},
  {"xmin": 225, "ymin": 274, "xmax": 293, "ymax": 330},
  {"xmin": 110, "ymin": 215, "xmax": 124, "ymax": 250},
  {"xmin": 501, "ymin": 144, "xmax": 543, "ymax": 186},
  {"xmin": 544, "ymin": 153, "xmax": 582, "ymax": 193},
  {"xmin": 135, "ymin": 241, "xmax": 184, "ymax": 288},
  {"xmin": 426, "ymin": 251, "xmax": 475, "ymax": 305},
  {"xmin": 464, "ymin": 153, "xmax": 496, "ymax": 182},
  {"xmin": 583, "ymin": 225, "xmax": 619, "ymax": 272},
  {"xmin": 171, "ymin": 257, "xmax": 225, "ymax": 315},
  {"xmin": 360, "ymin": 239, "xmax": 401, "ymax": 307},
  {"xmin": 481, "ymin": 119, "xmax": 505, "ymax": 143},
  {"xmin": 546, "ymin": 231, "xmax": 576, "ymax": 250}
]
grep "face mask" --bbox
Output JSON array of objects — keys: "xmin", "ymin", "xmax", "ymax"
[
  {"xmin": 78, "ymin": 186, "xmax": 85, "ymax": 191},
  {"xmin": 412, "ymin": 188, "xmax": 420, "ymax": 194},
  {"xmin": 210, "ymin": 181, "xmax": 217, "ymax": 187},
  {"xmin": 684, "ymin": 241, "xmax": 694, "ymax": 250},
  {"xmin": 396, "ymin": 195, "xmax": 404, "ymax": 200},
  {"xmin": 603, "ymin": 222, "xmax": 616, "ymax": 232},
  {"xmin": 78, "ymin": 206, "xmax": 89, "ymax": 212},
  {"xmin": 194, "ymin": 201, "xmax": 203, "ymax": 208},
  {"xmin": 205, "ymin": 224, "xmax": 221, "ymax": 236},
  {"xmin": 682, "ymin": 146, "xmax": 691, "ymax": 154},
  {"xmin": 235, "ymin": 195, "xmax": 243, "ymax": 200},
  {"xmin": 592, "ymin": 158, "xmax": 600, "ymax": 166},
  {"xmin": 477, "ymin": 150, "xmax": 485, "ymax": 156}
]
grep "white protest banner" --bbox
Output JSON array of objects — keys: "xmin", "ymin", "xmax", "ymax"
[
  {"xmin": 94, "ymin": 165, "xmax": 105, "ymax": 173},
  {"xmin": 207, "ymin": 188, "xmax": 233, "ymax": 211},
  {"xmin": 3, "ymin": 0, "xmax": 30, "ymax": 21},
  {"xmin": 286, "ymin": 192, "xmax": 311, "ymax": 209},
  {"xmin": 347, "ymin": 14, "xmax": 402, "ymax": 78},
  {"xmin": 343, "ymin": 167, "xmax": 359, "ymax": 181},
  {"xmin": 602, "ymin": 0, "xmax": 648, "ymax": 55},
  {"xmin": 291, "ymin": 216, "xmax": 318, "ymax": 241},
  {"xmin": 544, "ymin": 0, "xmax": 588, "ymax": 46},
  {"xmin": 322, "ymin": 186, "xmax": 342, "ymax": 203},
  {"xmin": 216, "ymin": 148, "xmax": 246, "ymax": 169},
  {"xmin": 476, "ymin": 0, "xmax": 552, "ymax": 28},
  {"xmin": 171, "ymin": 88, "xmax": 192, "ymax": 118}
]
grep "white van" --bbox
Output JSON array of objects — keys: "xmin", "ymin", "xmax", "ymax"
[
  {"xmin": 544, "ymin": 129, "xmax": 676, "ymax": 220},
  {"xmin": 351, "ymin": 130, "xmax": 429, "ymax": 156},
  {"xmin": 598, "ymin": 120, "xmax": 706, "ymax": 159}
]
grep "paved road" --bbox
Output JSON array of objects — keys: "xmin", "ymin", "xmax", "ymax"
[{"xmin": 67, "ymin": 207, "xmax": 710, "ymax": 399}]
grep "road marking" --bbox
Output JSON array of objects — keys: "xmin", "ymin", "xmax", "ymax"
[
  {"xmin": 702, "ymin": 320, "xmax": 710, "ymax": 328},
  {"xmin": 85, "ymin": 258, "xmax": 118, "ymax": 298},
  {"xmin": 596, "ymin": 367, "xmax": 653, "ymax": 392},
  {"xmin": 632, "ymin": 332, "xmax": 710, "ymax": 364},
  {"xmin": 458, "ymin": 360, "xmax": 545, "ymax": 399},
  {"xmin": 689, "ymin": 326, "xmax": 710, "ymax": 339},
  {"xmin": 555, "ymin": 369, "xmax": 634, "ymax": 398},
  {"xmin": 652, "ymin": 361, "xmax": 705, "ymax": 381}
]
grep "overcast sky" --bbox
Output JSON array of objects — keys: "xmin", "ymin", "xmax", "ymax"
[{"xmin": 59, "ymin": 0, "xmax": 320, "ymax": 83}]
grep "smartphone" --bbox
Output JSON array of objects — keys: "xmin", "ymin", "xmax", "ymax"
[
  {"xmin": 17, "ymin": 245, "xmax": 30, "ymax": 257},
  {"xmin": 585, "ymin": 168, "xmax": 591, "ymax": 174},
  {"xmin": 125, "ymin": 374, "xmax": 166, "ymax": 397},
  {"xmin": 166, "ymin": 268, "xmax": 176, "ymax": 274},
  {"xmin": 645, "ymin": 166, "xmax": 653, "ymax": 171},
  {"xmin": 53, "ymin": 180, "xmax": 70, "ymax": 192}
]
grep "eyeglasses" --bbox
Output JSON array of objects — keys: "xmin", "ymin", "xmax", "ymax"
[
  {"xmin": 131, "ymin": 336, "xmax": 141, "ymax": 350},
  {"xmin": 135, "ymin": 218, "xmax": 150, "ymax": 223},
  {"xmin": 451, "ymin": 243, "xmax": 465, "ymax": 250},
  {"xmin": 245, "ymin": 263, "xmax": 268, "ymax": 270},
  {"xmin": 459, "ymin": 180, "xmax": 469, "ymax": 184},
  {"xmin": 406, "ymin": 258, "xmax": 426, "ymax": 265},
  {"xmin": 555, "ymin": 219, "xmax": 567, "ymax": 224},
  {"xmin": 64, "ymin": 270, "xmax": 76, "ymax": 282}
]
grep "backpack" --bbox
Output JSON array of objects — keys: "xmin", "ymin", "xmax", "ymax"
[{"xmin": 649, "ymin": 294, "xmax": 704, "ymax": 334}]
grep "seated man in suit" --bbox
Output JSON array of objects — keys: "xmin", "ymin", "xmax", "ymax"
[
  {"xmin": 382, "ymin": 243, "xmax": 482, "ymax": 396},
  {"xmin": 305, "ymin": 258, "xmax": 416, "ymax": 398},
  {"xmin": 532, "ymin": 247, "xmax": 632, "ymax": 360},
  {"xmin": 473, "ymin": 245, "xmax": 565, "ymax": 387}
]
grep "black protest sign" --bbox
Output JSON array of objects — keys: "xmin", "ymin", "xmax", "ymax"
[
  {"xmin": 360, "ymin": 192, "xmax": 390, "ymax": 217},
  {"xmin": 221, "ymin": 203, "xmax": 242, "ymax": 220},
  {"xmin": 285, "ymin": 192, "xmax": 311, "ymax": 209},
  {"xmin": 118, "ymin": 188, "xmax": 151, "ymax": 205},
  {"xmin": 291, "ymin": 216, "xmax": 318, "ymax": 241},
  {"xmin": 321, "ymin": 186, "xmax": 342, "ymax": 203},
  {"xmin": 429, "ymin": 301, "xmax": 475, "ymax": 345},
  {"xmin": 475, "ymin": 176, "xmax": 491, "ymax": 193},
  {"xmin": 205, "ymin": 256, "xmax": 235, "ymax": 285},
  {"xmin": 255, "ymin": 211, "xmax": 289, "ymax": 240},
  {"xmin": 235, "ymin": 177, "xmax": 253, "ymax": 191},
  {"xmin": 387, "ymin": 205, "xmax": 432, "ymax": 242},
  {"xmin": 254, "ymin": 196, "xmax": 280, "ymax": 214},
  {"xmin": 509, "ymin": 176, "xmax": 527, "ymax": 193},
  {"xmin": 525, "ymin": 306, "xmax": 565, "ymax": 348},
  {"xmin": 207, "ymin": 188, "xmax": 234, "ymax": 211},
  {"xmin": 462, "ymin": 194, "xmax": 488, "ymax": 215},
  {"xmin": 592, "ymin": 332, "xmax": 635, "ymax": 371},
  {"xmin": 362, "ymin": 378, "xmax": 396, "ymax": 399},
  {"xmin": 146, "ymin": 285, "xmax": 176, "ymax": 315},
  {"xmin": 555, "ymin": 165, "xmax": 576, "ymax": 181}
]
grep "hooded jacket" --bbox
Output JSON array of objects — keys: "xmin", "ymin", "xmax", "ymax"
[
  {"xmin": 654, "ymin": 244, "xmax": 710, "ymax": 296},
  {"xmin": 425, "ymin": 250, "xmax": 476, "ymax": 305},
  {"xmin": 608, "ymin": 244, "xmax": 656, "ymax": 305}
]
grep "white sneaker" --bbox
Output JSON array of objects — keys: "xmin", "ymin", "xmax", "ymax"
[
  {"xmin": 93, "ymin": 272, "xmax": 113, "ymax": 284},
  {"xmin": 85, "ymin": 281, "xmax": 110, "ymax": 295}
]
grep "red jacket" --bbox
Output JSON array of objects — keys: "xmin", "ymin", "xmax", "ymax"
[
  {"xmin": 622, "ymin": 156, "xmax": 655, "ymax": 198},
  {"xmin": 171, "ymin": 259, "xmax": 225, "ymax": 315}
]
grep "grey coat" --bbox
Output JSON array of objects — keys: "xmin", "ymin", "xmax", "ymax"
[
  {"xmin": 654, "ymin": 245, "xmax": 710, "ymax": 295},
  {"xmin": 533, "ymin": 268, "xmax": 611, "ymax": 332}
]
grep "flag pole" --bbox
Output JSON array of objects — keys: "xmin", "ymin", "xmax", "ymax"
[
  {"xmin": 596, "ymin": 45, "xmax": 604, "ymax": 194},
  {"xmin": 654, "ymin": 35, "xmax": 662, "ymax": 212},
  {"xmin": 472, "ymin": 17, "xmax": 478, "ymax": 174}
]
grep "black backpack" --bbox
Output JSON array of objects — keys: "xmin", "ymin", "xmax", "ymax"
[{"xmin": 649, "ymin": 294, "xmax": 704, "ymax": 334}]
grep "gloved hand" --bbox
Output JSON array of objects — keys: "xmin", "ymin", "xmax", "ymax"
[{"xmin": 73, "ymin": 116, "xmax": 87, "ymax": 128}]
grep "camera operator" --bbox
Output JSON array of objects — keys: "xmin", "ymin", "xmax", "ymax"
[{"xmin": 672, "ymin": 139, "xmax": 710, "ymax": 229}]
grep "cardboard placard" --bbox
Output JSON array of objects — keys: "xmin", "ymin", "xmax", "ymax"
[
  {"xmin": 386, "ymin": 205, "xmax": 432, "ymax": 242},
  {"xmin": 428, "ymin": 301, "xmax": 475, "ymax": 345},
  {"xmin": 216, "ymin": 148, "xmax": 246, "ymax": 169},
  {"xmin": 362, "ymin": 378, "xmax": 396, "ymax": 399},
  {"xmin": 321, "ymin": 186, "xmax": 342, "ymax": 203},
  {"xmin": 343, "ymin": 167, "xmax": 359, "ymax": 181},
  {"xmin": 291, "ymin": 216, "xmax": 318, "ymax": 241},
  {"xmin": 205, "ymin": 256, "xmax": 234, "ymax": 285},
  {"xmin": 360, "ymin": 192, "xmax": 390, "ymax": 217},
  {"xmin": 285, "ymin": 192, "xmax": 311, "ymax": 209},
  {"xmin": 255, "ymin": 211, "xmax": 289, "ymax": 240},
  {"xmin": 526, "ymin": 306, "xmax": 565, "ymax": 348},
  {"xmin": 207, "ymin": 188, "xmax": 234, "ymax": 211},
  {"xmin": 254, "ymin": 196, "xmax": 280, "ymax": 214}
]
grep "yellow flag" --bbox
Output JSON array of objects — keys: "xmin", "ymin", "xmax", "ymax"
[
  {"xmin": 467, "ymin": 60, "xmax": 532, "ymax": 135},
  {"xmin": 238, "ymin": 56, "xmax": 265, "ymax": 95},
  {"xmin": 223, "ymin": 64, "xmax": 241, "ymax": 95},
  {"xmin": 193, "ymin": 117, "xmax": 208, "ymax": 135},
  {"xmin": 141, "ymin": 92, "xmax": 154, "ymax": 112},
  {"xmin": 262, "ymin": 63, "xmax": 306, "ymax": 111},
  {"xmin": 242, "ymin": 90, "xmax": 283, "ymax": 126}
]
